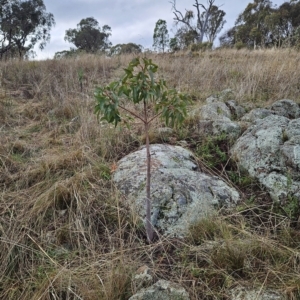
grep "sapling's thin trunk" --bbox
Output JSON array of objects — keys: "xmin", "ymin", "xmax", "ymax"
[
  {"xmin": 95, "ymin": 57, "xmax": 189, "ymax": 242},
  {"xmin": 144, "ymin": 100, "xmax": 153, "ymax": 242}
]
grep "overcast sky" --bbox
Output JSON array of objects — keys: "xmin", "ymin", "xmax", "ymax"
[{"xmin": 35, "ymin": 0, "xmax": 285, "ymax": 60}]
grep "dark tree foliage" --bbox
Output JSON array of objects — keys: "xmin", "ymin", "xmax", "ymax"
[
  {"xmin": 220, "ymin": 0, "xmax": 300, "ymax": 49},
  {"xmin": 173, "ymin": 26, "xmax": 198, "ymax": 49},
  {"xmin": 0, "ymin": 0, "xmax": 55, "ymax": 59},
  {"xmin": 169, "ymin": 37, "xmax": 180, "ymax": 52},
  {"xmin": 219, "ymin": 27, "xmax": 237, "ymax": 47},
  {"xmin": 266, "ymin": 1, "xmax": 300, "ymax": 47},
  {"xmin": 65, "ymin": 17, "xmax": 111, "ymax": 53},
  {"xmin": 202, "ymin": 5, "xmax": 226, "ymax": 43},
  {"xmin": 53, "ymin": 48, "xmax": 80, "ymax": 59},
  {"xmin": 109, "ymin": 43, "xmax": 142, "ymax": 56},
  {"xmin": 153, "ymin": 19, "xmax": 169, "ymax": 52},
  {"xmin": 235, "ymin": 0, "xmax": 274, "ymax": 48}
]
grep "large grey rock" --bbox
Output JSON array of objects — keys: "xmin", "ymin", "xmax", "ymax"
[
  {"xmin": 281, "ymin": 135, "xmax": 300, "ymax": 170},
  {"xmin": 211, "ymin": 119, "xmax": 241, "ymax": 139},
  {"xmin": 269, "ymin": 99, "xmax": 300, "ymax": 119},
  {"xmin": 241, "ymin": 108, "xmax": 274, "ymax": 123},
  {"xmin": 231, "ymin": 115, "xmax": 289, "ymax": 176},
  {"xmin": 230, "ymin": 287, "xmax": 286, "ymax": 300},
  {"xmin": 259, "ymin": 172, "xmax": 300, "ymax": 202},
  {"xmin": 285, "ymin": 119, "xmax": 300, "ymax": 139},
  {"xmin": 231, "ymin": 114, "xmax": 300, "ymax": 202},
  {"xmin": 195, "ymin": 119, "xmax": 241, "ymax": 140},
  {"xmin": 193, "ymin": 97, "xmax": 242, "ymax": 139},
  {"xmin": 200, "ymin": 100, "xmax": 232, "ymax": 121},
  {"xmin": 129, "ymin": 280, "xmax": 190, "ymax": 300},
  {"xmin": 190, "ymin": 91, "xmax": 245, "ymax": 139},
  {"xmin": 113, "ymin": 144, "xmax": 240, "ymax": 236}
]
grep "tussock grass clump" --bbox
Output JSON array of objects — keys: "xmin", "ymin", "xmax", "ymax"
[{"xmin": 1, "ymin": 49, "xmax": 300, "ymax": 299}]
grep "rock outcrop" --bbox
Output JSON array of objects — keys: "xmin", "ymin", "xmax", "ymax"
[
  {"xmin": 190, "ymin": 95, "xmax": 300, "ymax": 203},
  {"xmin": 192, "ymin": 90, "xmax": 244, "ymax": 140},
  {"xmin": 231, "ymin": 113, "xmax": 300, "ymax": 202}
]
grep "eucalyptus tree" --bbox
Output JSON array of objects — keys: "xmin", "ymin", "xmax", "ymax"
[
  {"xmin": 109, "ymin": 43, "xmax": 143, "ymax": 56},
  {"xmin": 222, "ymin": 0, "xmax": 300, "ymax": 49},
  {"xmin": 65, "ymin": 17, "xmax": 111, "ymax": 53},
  {"xmin": 0, "ymin": 0, "xmax": 55, "ymax": 59},
  {"xmin": 153, "ymin": 19, "xmax": 169, "ymax": 52},
  {"xmin": 234, "ymin": 0, "xmax": 274, "ymax": 48},
  {"xmin": 170, "ymin": 0, "xmax": 225, "ymax": 44},
  {"xmin": 203, "ymin": 5, "xmax": 226, "ymax": 43}
]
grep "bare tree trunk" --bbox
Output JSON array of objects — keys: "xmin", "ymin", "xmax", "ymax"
[
  {"xmin": 144, "ymin": 100, "xmax": 153, "ymax": 243},
  {"xmin": 199, "ymin": 10, "xmax": 210, "ymax": 43}
]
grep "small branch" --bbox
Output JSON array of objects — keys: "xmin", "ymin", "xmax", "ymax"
[
  {"xmin": 171, "ymin": 0, "xmax": 195, "ymax": 32},
  {"xmin": 193, "ymin": 0, "xmax": 203, "ymax": 33},
  {"xmin": 118, "ymin": 104, "xmax": 146, "ymax": 123},
  {"xmin": 147, "ymin": 111, "xmax": 163, "ymax": 124}
]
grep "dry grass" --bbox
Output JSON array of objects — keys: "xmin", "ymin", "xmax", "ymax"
[{"xmin": 1, "ymin": 49, "xmax": 300, "ymax": 299}]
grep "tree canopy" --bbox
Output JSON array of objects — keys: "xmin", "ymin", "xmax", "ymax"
[
  {"xmin": 65, "ymin": 17, "xmax": 111, "ymax": 53},
  {"xmin": 219, "ymin": 0, "xmax": 300, "ymax": 49},
  {"xmin": 203, "ymin": 5, "xmax": 226, "ymax": 43},
  {"xmin": 109, "ymin": 43, "xmax": 143, "ymax": 56},
  {"xmin": 172, "ymin": 26, "xmax": 198, "ymax": 49},
  {"xmin": 0, "ymin": 0, "xmax": 55, "ymax": 59},
  {"xmin": 153, "ymin": 19, "xmax": 169, "ymax": 52}
]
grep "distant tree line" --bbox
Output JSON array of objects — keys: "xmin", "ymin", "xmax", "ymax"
[
  {"xmin": 219, "ymin": 0, "xmax": 300, "ymax": 49},
  {"xmin": 1, "ymin": 0, "xmax": 300, "ymax": 60}
]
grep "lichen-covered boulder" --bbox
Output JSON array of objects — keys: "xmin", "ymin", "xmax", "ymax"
[
  {"xmin": 241, "ymin": 108, "xmax": 274, "ymax": 123},
  {"xmin": 210, "ymin": 119, "xmax": 241, "ymax": 139},
  {"xmin": 192, "ymin": 96, "xmax": 242, "ymax": 139},
  {"xmin": 195, "ymin": 119, "xmax": 241, "ymax": 140},
  {"xmin": 259, "ymin": 172, "xmax": 300, "ymax": 202},
  {"xmin": 200, "ymin": 99, "xmax": 232, "ymax": 121},
  {"xmin": 285, "ymin": 119, "xmax": 300, "ymax": 139},
  {"xmin": 230, "ymin": 287, "xmax": 285, "ymax": 300},
  {"xmin": 232, "ymin": 115, "xmax": 289, "ymax": 176},
  {"xmin": 129, "ymin": 280, "xmax": 190, "ymax": 300},
  {"xmin": 231, "ymin": 114, "xmax": 300, "ymax": 202},
  {"xmin": 131, "ymin": 265, "xmax": 153, "ymax": 293},
  {"xmin": 281, "ymin": 135, "xmax": 300, "ymax": 170},
  {"xmin": 269, "ymin": 99, "xmax": 300, "ymax": 119},
  {"xmin": 113, "ymin": 144, "xmax": 240, "ymax": 236}
]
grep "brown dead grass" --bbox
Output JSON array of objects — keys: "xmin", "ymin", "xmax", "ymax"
[{"xmin": 0, "ymin": 49, "xmax": 300, "ymax": 299}]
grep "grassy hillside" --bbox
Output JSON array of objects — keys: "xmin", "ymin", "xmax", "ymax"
[{"xmin": 1, "ymin": 49, "xmax": 300, "ymax": 299}]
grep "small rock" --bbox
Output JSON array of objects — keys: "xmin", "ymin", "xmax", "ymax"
[
  {"xmin": 131, "ymin": 265, "xmax": 153, "ymax": 293},
  {"xmin": 230, "ymin": 286, "xmax": 286, "ymax": 300},
  {"xmin": 129, "ymin": 280, "xmax": 190, "ymax": 300}
]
